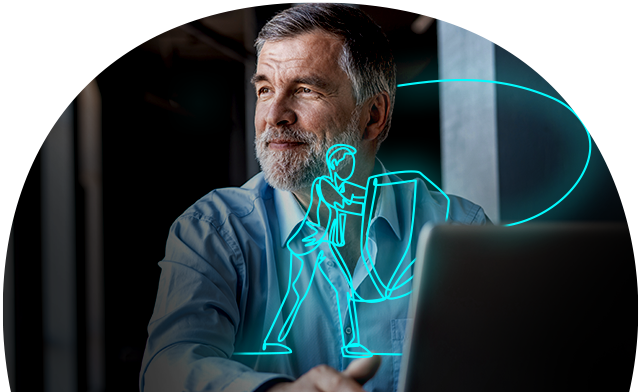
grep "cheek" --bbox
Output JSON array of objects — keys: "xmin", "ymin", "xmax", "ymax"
[
  {"xmin": 254, "ymin": 105, "xmax": 268, "ymax": 133},
  {"xmin": 297, "ymin": 106, "xmax": 336, "ymax": 132}
]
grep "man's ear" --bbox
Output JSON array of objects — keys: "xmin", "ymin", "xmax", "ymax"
[{"xmin": 362, "ymin": 92, "xmax": 390, "ymax": 142}]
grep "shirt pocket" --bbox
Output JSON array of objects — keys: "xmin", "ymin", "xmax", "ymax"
[{"xmin": 390, "ymin": 318, "xmax": 411, "ymax": 392}]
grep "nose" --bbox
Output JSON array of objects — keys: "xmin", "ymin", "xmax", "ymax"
[{"xmin": 265, "ymin": 94, "xmax": 296, "ymax": 127}]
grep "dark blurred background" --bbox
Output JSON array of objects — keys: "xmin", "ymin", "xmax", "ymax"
[{"xmin": 3, "ymin": 4, "xmax": 628, "ymax": 392}]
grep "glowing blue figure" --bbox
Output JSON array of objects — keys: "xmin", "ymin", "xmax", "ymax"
[
  {"xmin": 235, "ymin": 78, "xmax": 591, "ymax": 357},
  {"xmin": 235, "ymin": 144, "xmax": 450, "ymax": 358}
]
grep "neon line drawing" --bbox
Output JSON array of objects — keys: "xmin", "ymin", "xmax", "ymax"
[
  {"xmin": 235, "ymin": 79, "xmax": 591, "ymax": 357},
  {"xmin": 235, "ymin": 144, "xmax": 450, "ymax": 358},
  {"xmin": 398, "ymin": 79, "xmax": 592, "ymax": 226}
]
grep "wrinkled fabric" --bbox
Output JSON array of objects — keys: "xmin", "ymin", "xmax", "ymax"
[{"xmin": 141, "ymin": 166, "xmax": 489, "ymax": 392}]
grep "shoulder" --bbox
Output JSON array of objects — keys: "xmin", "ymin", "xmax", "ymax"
[
  {"xmin": 178, "ymin": 173, "xmax": 273, "ymax": 229},
  {"xmin": 428, "ymin": 190, "xmax": 490, "ymax": 225},
  {"xmin": 163, "ymin": 173, "xmax": 275, "ymax": 267}
]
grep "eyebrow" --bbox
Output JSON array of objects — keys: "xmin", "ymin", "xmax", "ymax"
[
  {"xmin": 250, "ymin": 73, "xmax": 334, "ymax": 92},
  {"xmin": 250, "ymin": 73, "xmax": 269, "ymax": 86},
  {"xmin": 293, "ymin": 76, "xmax": 332, "ymax": 91}
]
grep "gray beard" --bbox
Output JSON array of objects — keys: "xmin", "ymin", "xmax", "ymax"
[{"xmin": 255, "ymin": 118, "xmax": 361, "ymax": 192}]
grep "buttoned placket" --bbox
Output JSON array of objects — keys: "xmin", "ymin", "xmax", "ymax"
[{"xmin": 286, "ymin": 190, "xmax": 383, "ymax": 371}]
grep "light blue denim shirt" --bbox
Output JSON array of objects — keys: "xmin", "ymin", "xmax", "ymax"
[{"xmin": 140, "ymin": 165, "xmax": 488, "ymax": 392}]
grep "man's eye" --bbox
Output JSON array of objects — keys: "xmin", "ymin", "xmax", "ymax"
[
  {"xmin": 302, "ymin": 88, "xmax": 312, "ymax": 93},
  {"xmin": 257, "ymin": 87, "xmax": 270, "ymax": 95}
]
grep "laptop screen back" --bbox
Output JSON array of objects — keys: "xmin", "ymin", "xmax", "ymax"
[{"xmin": 398, "ymin": 223, "xmax": 636, "ymax": 392}]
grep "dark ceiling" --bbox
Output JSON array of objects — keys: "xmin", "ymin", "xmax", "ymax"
[{"xmin": 65, "ymin": 3, "xmax": 436, "ymax": 95}]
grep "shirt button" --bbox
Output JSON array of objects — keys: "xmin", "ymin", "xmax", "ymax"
[
  {"xmin": 345, "ymin": 327, "xmax": 352, "ymax": 335},
  {"xmin": 326, "ymin": 261, "xmax": 334, "ymax": 267}
]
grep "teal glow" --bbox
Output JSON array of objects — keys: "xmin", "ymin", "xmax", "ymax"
[
  {"xmin": 235, "ymin": 79, "xmax": 590, "ymax": 357},
  {"xmin": 235, "ymin": 144, "xmax": 449, "ymax": 357},
  {"xmin": 398, "ymin": 78, "xmax": 592, "ymax": 226}
]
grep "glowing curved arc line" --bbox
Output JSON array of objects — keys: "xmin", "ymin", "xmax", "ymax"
[
  {"xmin": 385, "ymin": 290, "xmax": 413, "ymax": 301},
  {"xmin": 360, "ymin": 170, "xmax": 451, "ymax": 290},
  {"xmin": 389, "ymin": 259, "xmax": 415, "ymax": 291},
  {"xmin": 357, "ymin": 172, "xmax": 449, "ymax": 302},
  {"xmin": 355, "ymin": 170, "xmax": 451, "ymax": 302},
  {"xmin": 359, "ymin": 179, "xmax": 389, "ymax": 299},
  {"xmin": 384, "ymin": 180, "xmax": 418, "ymax": 297},
  {"xmin": 329, "ymin": 243, "xmax": 355, "ymax": 283},
  {"xmin": 398, "ymin": 79, "xmax": 592, "ymax": 226}
]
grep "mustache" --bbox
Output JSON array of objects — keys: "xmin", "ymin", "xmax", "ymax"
[{"xmin": 259, "ymin": 127, "xmax": 318, "ymax": 145}]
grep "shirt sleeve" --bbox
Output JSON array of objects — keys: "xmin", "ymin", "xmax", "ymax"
[
  {"xmin": 469, "ymin": 205, "xmax": 492, "ymax": 225},
  {"xmin": 139, "ymin": 215, "xmax": 294, "ymax": 392},
  {"xmin": 444, "ymin": 194, "xmax": 492, "ymax": 225}
]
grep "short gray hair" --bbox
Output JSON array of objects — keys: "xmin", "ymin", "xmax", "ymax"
[{"xmin": 255, "ymin": 3, "xmax": 396, "ymax": 145}]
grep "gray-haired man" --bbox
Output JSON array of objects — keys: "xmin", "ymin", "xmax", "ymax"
[{"xmin": 140, "ymin": 4, "xmax": 488, "ymax": 392}]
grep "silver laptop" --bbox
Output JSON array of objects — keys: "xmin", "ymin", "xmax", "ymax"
[{"xmin": 398, "ymin": 222, "xmax": 636, "ymax": 392}]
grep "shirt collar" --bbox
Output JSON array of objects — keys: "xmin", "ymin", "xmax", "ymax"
[
  {"xmin": 273, "ymin": 157, "xmax": 402, "ymax": 247},
  {"xmin": 369, "ymin": 159, "xmax": 402, "ymax": 241},
  {"xmin": 274, "ymin": 187, "xmax": 307, "ymax": 247}
]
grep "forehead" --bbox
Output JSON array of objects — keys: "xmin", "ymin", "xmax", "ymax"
[{"xmin": 256, "ymin": 32, "xmax": 347, "ymax": 81}]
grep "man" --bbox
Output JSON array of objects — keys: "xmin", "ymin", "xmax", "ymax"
[{"xmin": 140, "ymin": 4, "xmax": 489, "ymax": 392}]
